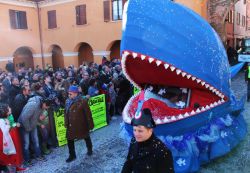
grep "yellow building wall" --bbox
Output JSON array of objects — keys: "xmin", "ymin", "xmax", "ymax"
[
  {"xmin": 64, "ymin": 56, "xmax": 78, "ymax": 67},
  {"xmin": 175, "ymin": 0, "xmax": 208, "ymax": 20},
  {"xmin": 40, "ymin": 0, "xmax": 122, "ymax": 67},
  {"xmin": 0, "ymin": 2, "xmax": 43, "ymax": 71},
  {"xmin": 0, "ymin": 3, "xmax": 41, "ymax": 57}
]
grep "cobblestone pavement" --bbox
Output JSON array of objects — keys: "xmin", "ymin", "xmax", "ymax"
[{"xmin": 25, "ymin": 72, "xmax": 249, "ymax": 173}]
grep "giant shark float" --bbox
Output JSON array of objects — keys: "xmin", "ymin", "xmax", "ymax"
[{"xmin": 120, "ymin": 0, "xmax": 247, "ymax": 172}]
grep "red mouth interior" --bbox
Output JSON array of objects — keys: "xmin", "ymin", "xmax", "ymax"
[{"xmin": 125, "ymin": 55, "xmax": 222, "ymax": 119}]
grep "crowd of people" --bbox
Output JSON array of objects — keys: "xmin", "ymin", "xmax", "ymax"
[{"xmin": 0, "ymin": 58, "xmax": 133, "ymax": 172}]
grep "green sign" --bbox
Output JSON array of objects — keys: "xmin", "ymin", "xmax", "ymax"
[
  {"xmin": 134, "ymin": 87, "xmax": 141, "ymax": 95},
  {"xmin": 88, "ymin": 94, "xmax": 107, "ymax": 130},
  {"xmin": 54, "ymin": 108, "xmax": 67, "ymax": 146}
]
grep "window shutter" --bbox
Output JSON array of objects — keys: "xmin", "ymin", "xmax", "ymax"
[
  {"xmin": 103, "ymin": 1, "xmax": 110, "ymax": 22},
  {"xmin": 48, "ymin": 10, "xmax": 57, "ymax": 29},
  {"xmin": 76, "ymin": 5, "xmax": 86, "ymax": 25},
  {"xmin": 9, "ymin": 9, "xmax": 16, "ymax": 29},
  {"xmin": 20, "ymin": 11, "xmax": 27, "ymax": 29},
  {"xmin": 80, "ymin": 5, "xmax": 87, "ymax": 25},
  {"xmin": 48, "ymin": 11, "xmax": 52, "ymax": 28},
  {"xmin": 76, "ymin": 6, "xmax": 80, "ymax": 25}
]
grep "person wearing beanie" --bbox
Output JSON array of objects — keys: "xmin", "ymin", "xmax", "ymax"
[
  {"xmin": 121, "ymin": 108, "xmax": 174, "ymax": 173},
  {"xmin": 64, "ymin": 85, "xmax": 94, "ymax": 163}
]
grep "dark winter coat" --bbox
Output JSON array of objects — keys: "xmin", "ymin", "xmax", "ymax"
[
  {"xmin": 9, "ymin": 85, "xmax": 20, "ymax": 105},
  {"xmin": 64, "ymin": 97, "xmax": 94, "ymax": 140},
  {"xmin": 12, "ymin": 93, "xmax": 29, "ymax": 121},
  {"xmin": 122, "ymin": 134, "xmax": 175, "ymax": 173},
  {"xmin": 43, "ymin": 84, "xmax": 57, "ymax": 98}
]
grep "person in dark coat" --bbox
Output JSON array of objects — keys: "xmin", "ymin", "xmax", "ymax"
[
  {"xmin": 121, "ymin": 108, "xmax": 174, "ymax": 173},
  {"xmin": 9, "ymin": 77, "xmax": 20, "ymax": 107},
  {"xmin": 43, "ymin": 74, "xmax": 57, "ymax": 98},
  {"xmin": 0, "ymin": 82, "xmax": 9, "ymax": 104},
  {"xmin": 12, "ymin": 86, "xmax": 30, "ymax": 121},
  {"xmin": 64, "ymin": 85, "xmax": 94, "ymax": 163}
]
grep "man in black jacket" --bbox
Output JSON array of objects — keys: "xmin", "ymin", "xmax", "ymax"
[
  {"xmin": 9, "ymin": 77, "xmax": 20, "ymax": 106},
  {"xmin": 121, "ymin": 109, "xmax": 174, "ymax": 173},
  {"xmin": 12, "ymin": 86, "xmax": 30, "ymax": 121}
]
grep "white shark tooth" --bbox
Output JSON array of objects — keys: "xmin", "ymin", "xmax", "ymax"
[
  {"xmin": 184, "ymin": 112, "xmax": 189, "ymax": 117},
  {"xmin": 141, "ymin": 55, "xmax": 146, "ymax": 60},
  {"xmin": 216, "ymin": 91, "xmax": 220, "ymax": 95},
  {"xmin": 186, "ymin": 74, "xmax": 191, "ymax": 79},
  {"xmin": 122, "ymin": 51, "xmax": 129, "ymax": 59},
  {"xmin": 214, "ymin": 102, "xmax": 218, "ymax": 106},
  {"xmin": 205, "ymin": 105, "xmax": 210, "ymax": 109},
  {"xmin": 156, "ymin": 60, "xmax": 162, "ymax": 66},
  {"xmin": 201, "ymin": 107, "xmax": 206, "ymax": 111},
  {"xmin": 218, "ymin": 100, "xmax": 222, "ymax": 104},
  {"xmin": 190, "ymin": 110, "xmax": 195, "ymax": 115},
  {"xmin": 205, "ymin": 84, "xmax": 209, "ymax": 88},
  {"xmin": 148, "ymin": 57, "xmax": 154, "ymax": 63},
  {"xmin": 176, "ymin": 69, "xmax": 181, "ymax": 75},
  {"xmin": 164, "ymin": 64, "xmax": 169, "ymax": 69},
  {"xmin": 196, "ymin": 79, "xmax": 201, "ymax": 83},
  {"xmin": 221, "ymin": 99, "xmax": 225, "ymax": 103},
  {"xmin": 132, "ymin": 52, "xmax": 138, "ymax": 58},
  {"xmin": 171, "ymin": 116, "xmax": 177, "ymax": 121},
  {"xmin": 212, "ymin": 89, "xmax": 216, "ymax": 93},
  {"xmin": 178, "ymin": 114, "xmax": 184, "ymax": 119},
  {"xmin": 201, "ymin": 81, "xmax": 205, "ymax": 86},
  {"xmin": 221, "ymin": 95, "xmax": 225, "ymax": 99},
  {"xmin": 210, "ymin": 103, "xmax": 214, "ymax": 107},
  {"xmin": 158, "ymin": 89, "xmax": 166, "ymax": 95},
  {"xmin": 191, "ymin": 76, "xmax": 196, "ymax": 81},
  {"xmin": 155, "ymin": 119, "xmax": 162, "ymax": 124},
  {"xmin": 196, "ymin": 108, "xmax": 201, "ymax": 113},
  {"xmin": 209, "ymin": 86, "xmax": 214, "ymax": 91},
  {"xmin": 163, "ymin": 117, "xmax": 169, "ymax": 123},
  {"xmin": 181, "ymin": 72, "xmax": 186, "ymax": 77},
  {"xmin": 147, "ymin": 86, "xmax": 153, "ymax": 91},
  {"xmin": 170, "ymin": 66, "xmax": 176, "ymax": 71}
]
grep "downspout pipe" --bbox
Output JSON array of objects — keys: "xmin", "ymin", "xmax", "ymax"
[{"xmin": 36, "ymin": 2, "xmax": 45, "ymax": 69}]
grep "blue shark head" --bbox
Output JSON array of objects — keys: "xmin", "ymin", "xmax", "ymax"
[{"xmin": 121, "ymin": 0, "xmax": 232, "ymax": 126}]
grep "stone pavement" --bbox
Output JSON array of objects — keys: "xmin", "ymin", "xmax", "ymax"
[{"xmin": 25, "ymin": 72, "xmax": 250, "ymax": 173}]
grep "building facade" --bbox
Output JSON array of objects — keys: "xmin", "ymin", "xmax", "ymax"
[
  {"xmin": 234, "ymin": 0, "xmax": 248, "ymax": 49},
  {"xmin": 246, "ymin": 0, "xmax": 250, "ymax": 38},
  {"xmin": 0, "ymin": 0, "xmax": 208, "ymax": 71}
]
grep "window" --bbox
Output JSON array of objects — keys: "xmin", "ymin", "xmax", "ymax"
[
  {"xmin": 237, "ymin": 12, "xmax": 241, "ymax": 25},
  {"xmin": 112, "ymin": 0, "xmax": 123, "ymax": 21},
  {"xmin": 227, "ymin": 10, "xmax": 234, "ymax": 23},
  {"xmin": 76, "ymin": 5, "xmax": 87, "ymax": 25},
  {"xmin": 9, "ymin": 9, "xmax": 27, "ymax": 29},
  {"xmin": 226, "ymin": 11, "xmax": 233, "ymax": 23},
  {"xmin": 242, "ymin": 15, "xmax": 246, "ymax": 27},
  {"xmin": 103, "ymin": 0, "xmax": 127, "ymax": 22},
  {"xmin": 48, "ymin": 10, "xmax": 57, "ymax": 29}
]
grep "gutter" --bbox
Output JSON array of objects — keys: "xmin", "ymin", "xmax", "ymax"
[{"xmin": 36, "ymin": 2, "xmax": 45, "ymax": 69}]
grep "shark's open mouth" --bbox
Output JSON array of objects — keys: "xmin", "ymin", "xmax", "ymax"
[{"xmin": 122, "ymin": 50, "xmax": 228, "ymax": 124}]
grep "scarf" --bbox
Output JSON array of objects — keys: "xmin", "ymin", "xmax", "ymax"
[
  {"xmin": 65, "ymin": 95, "xmax": 81, "ymax": 114},
  {"xmin": 0, "ymin": 119, "xmax": 16, "ymax": 155}
]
